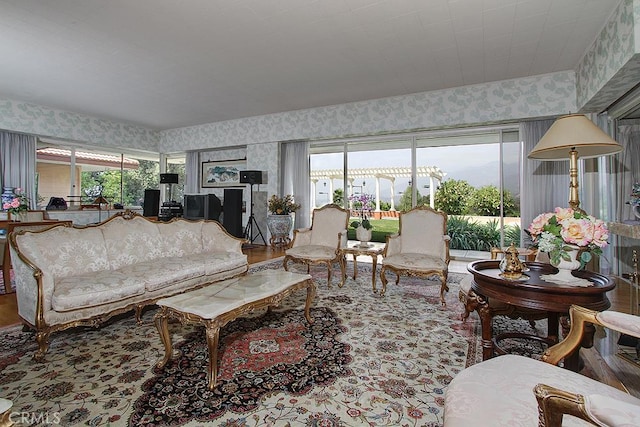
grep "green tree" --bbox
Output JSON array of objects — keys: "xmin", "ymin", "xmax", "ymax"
[
  {"xmin": 434, "ymin": 179, "xmax": 474, "ymax": 215},
  {"xmin": 332, "ymin": 188, "xmax": 344, "ymax": 207},
  {"xmin": 398, "ymin": 186, "xmax": 429, "ymax": 211},
  {"xmin": 468, "ymin": 185, "xmax": 517, "ymax": 217}
]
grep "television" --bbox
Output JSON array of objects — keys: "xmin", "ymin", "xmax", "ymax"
[{"xmin": 183, "ymin": 194, "xmax": 222, "ymax": 221}]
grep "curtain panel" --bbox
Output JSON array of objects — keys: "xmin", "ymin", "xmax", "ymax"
[
  {"xmin": 0, "ymin": 132, "xmax": 37, "ymax": 208},
  {"xmin": 281, "ymin": 140, "xmax": 310, "ymax": 229},
  {"xmin": 185, "ymin": 151, "xmax": 199, "ymax": 195},
  {"xmin": 520, "ymin": 119, "xmax": 566, "ymax": 244}
]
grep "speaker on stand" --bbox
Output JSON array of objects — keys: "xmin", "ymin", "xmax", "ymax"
[{"xmin": 239, "ymin": 171, "xmax": 266, "ymax": 245}]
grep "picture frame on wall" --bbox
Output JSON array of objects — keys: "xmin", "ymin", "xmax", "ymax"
[{"xmin": 201, "ymin": 159, "xmax": 246, "ymax": 188}]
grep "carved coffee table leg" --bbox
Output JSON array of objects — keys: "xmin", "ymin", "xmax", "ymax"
[
  {"xmin": 205, "ymin": 324, "xmax": 221, "ymax": 390},
  {"xmin": 154, "ymin": 308, "xmax": 173, "ymax": 369}
]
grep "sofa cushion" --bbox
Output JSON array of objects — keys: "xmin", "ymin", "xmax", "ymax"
[
  {"xmin": 286, "ymin": 245, "xmax": 337, "ymax": 262},
  {"xmin": 189, "ymin": 251, "xmax": 248, "ymax": 276},
  {"xmin": 52, "ymin": 270, "xmax": 146, "ymax": 312},
  {"xmin": 117, "ymin": 257, "xmax": 206, "ymax": 292},
  {"xmin": 17, "ymin": 226, "xmax": 110, "ymax": 280},
  {"xmin": 101, "ymin": 216, "xmax": 163, "ymax": 270},
  {"xmin": 157, "ymin": 220, "xmax": 204, "ymax": 257},
  {"xmin": 382, "ymin": 253, "xmax": 447, "ymax": 271}
]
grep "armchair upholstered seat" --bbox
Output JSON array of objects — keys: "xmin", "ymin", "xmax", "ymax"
[
  {"xmin": 283, "ymin": 204, "xmax": 349, "ymax": 287},
  {"xmin": 380, "ymin": 206, "xmax": 450, "ymax": 304},
  {"xmin": 444, "ymin": 305, "xmax": 640, "ymax": 426}
]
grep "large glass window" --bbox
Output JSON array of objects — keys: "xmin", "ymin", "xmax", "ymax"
[
  {"xmin": 309, "ymin": 126, "xmax": 521, "ymax": 254},
  {"xmin": 36, "ymin": 140, "xmax": 185, "ymax": 209}
]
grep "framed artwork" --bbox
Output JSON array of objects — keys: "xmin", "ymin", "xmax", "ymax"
[{"xmin": 201, "ymin": 159, "xmax": 246, "ymax": 188}]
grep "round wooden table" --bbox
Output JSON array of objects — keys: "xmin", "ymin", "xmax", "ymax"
[{"xmin": 466, "ymin": 260, "xmax": 615, "ymax": 371}]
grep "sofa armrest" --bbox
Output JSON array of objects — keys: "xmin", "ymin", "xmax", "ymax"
[
  {"xmin": 202, "ymin": 221, "xmax": 247, "ymax": 253},
  {"xmin": 291, "ymin": 228, "xmax": 312, "ymax": 248},
  {"xmin": 534, "ymin": 384, "xmax": 640, "ymax": 427},
  {"xmin": 9, "ymin": 235, "xmax": 46, "ymax": 327},
  {"xmin": 338, "ymin": 229, "xmax": 348, "ymax": 249},
  {"xmin": 383, "ymin": 233, "xmax": 401, "ymax": 257},
  {"xmin": 543, "ymin": 305, "xmax": 640, "ymax": 366}
]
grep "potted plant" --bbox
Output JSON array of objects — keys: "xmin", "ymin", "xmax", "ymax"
[
  {"xmin": 2, "ymin": 187, "xmax": 30, "ymax": 221},
  {"xmin": 267, "ymin": 194, "xmax": 300, "ymax": 247},
  {"xmin": 349, "ymin": 193, "xmax": 374, "ymax": 245}
]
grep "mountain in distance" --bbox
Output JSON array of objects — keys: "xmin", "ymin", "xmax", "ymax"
[{"xmin": 443, "ymin": 159, "xmax": 521, "ymax": 197}]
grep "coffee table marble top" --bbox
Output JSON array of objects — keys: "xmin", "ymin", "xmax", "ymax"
[{"xmin": 157, "ymin": 270, "xmax": 312, "ymax": 318}]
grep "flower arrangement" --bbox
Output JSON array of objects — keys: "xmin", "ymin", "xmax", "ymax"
[
  {"xmin": 349, "ymin": 193, "xmax": 374, "ymax": 230},
  {"xmin": 2, "ymin": 187, "xmax": 29, "ymax": 216},
  {"xmin": 268, "ymin": 194, "xmax": 300, "ymax": 215},
  {"xmin": 527, "ymin": 207, "xmax": 609, "ymax": 268}
]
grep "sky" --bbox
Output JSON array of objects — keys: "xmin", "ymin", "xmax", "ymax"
[{"xmin": 310, "ymin": 142, "xmax": 521, "ymax": 204}]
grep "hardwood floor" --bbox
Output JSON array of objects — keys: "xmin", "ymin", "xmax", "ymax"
[{"xmin": 1, "ymin": 246, "xmax": 639, "ymax": 396}]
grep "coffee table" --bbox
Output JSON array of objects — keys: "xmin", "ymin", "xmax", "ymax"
[
  {"xmin": 466, "ymin": 260, "xmax": 615, "ymax": 371},
  {"xmin": 339, "ymin": 242, "xmax": 384, "ymax": 292},
  {"xmin": 154, "ymin": 270, "xmax": 316, "ymax": 390}
]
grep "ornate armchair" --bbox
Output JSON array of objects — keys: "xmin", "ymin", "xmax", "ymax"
[
  {"xmin": 380, "ymin": 205, "xmax": 450, "ymax": 304},
  {"xmin": 283, "ymin": 204, "xmax": 349, "ymax": 287},
  {"xmin": 444, "ymin": 305, "xmax": 640, "ymax": 427}
]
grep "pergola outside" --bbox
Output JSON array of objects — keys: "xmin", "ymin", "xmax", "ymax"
[{"xmin": 310, "ymin": 166, "xmax": 446, "ymax": 212}]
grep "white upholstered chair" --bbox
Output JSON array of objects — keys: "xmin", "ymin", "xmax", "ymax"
[
  {"xmin": 380, "ymin": 205, "xmax": 450, "ymax": 304},
  {"xmin": 444, "ymin": 305, "xmax": 640, "ymax": 427},
  {"xmin": 283, "ymin": 204, "xmax": 349, "ymax": 287}
]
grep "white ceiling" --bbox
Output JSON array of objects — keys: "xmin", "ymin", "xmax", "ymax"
[{"xmin": 0, "ymin": 0, "xmax": 622, "ymax": 131}]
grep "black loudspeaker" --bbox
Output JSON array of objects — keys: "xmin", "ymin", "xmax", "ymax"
[
  {"xmin": 205, "ymin": 194, "xmax": 222, "ymax": 221},
  {"xmin": 143, "ymin": 189, "xmax": 161, "ymax": 217},
  {"xmin": 239, "ymin": 170, "xmax": 262, "ymax": 185},
  {"xmin": 223, "ymin": 189, "xmax": 243, "ymax": 238},
  {"xmin": 160, "ymin": 173, "xmax": 179, "ymax": 184}
]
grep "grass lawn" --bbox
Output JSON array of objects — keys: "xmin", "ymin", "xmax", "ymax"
[{"xmin": 347, "ymin": 218, "xmax": 398, "ymax": 243}]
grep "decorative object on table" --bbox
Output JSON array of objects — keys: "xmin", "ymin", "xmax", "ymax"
[
  {"xmin": 527, "ymin": 206, "xmax": 609, "ymax": 286},
  {"xmin": 1, "ymin": 187, "xmax": 17, "ymax": 210},
  {"xmin": 628, "ymin": 182, "xmax": 640, "ymax": 220},
  {"xmin": 348, "ymin": 192, "xmax": 374, "ymax": 246},
  {"xmin": 498, "ymin": 243, "xmax": 527, "ymax": 280},
  {"xmin": 528, "ymin": 114, "xmax": 622, "ymax": 212},
  {"xmin": 267, "ymin": 194, "xmax": 300, "ymax": 247},
  {"xmin": 2, "ymin": 187, "xmax": 29, "ymax": 221}
]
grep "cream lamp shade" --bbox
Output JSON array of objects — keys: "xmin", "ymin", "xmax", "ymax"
[{"xmin": 528, "ymin": 114, "xmax": 622, "ymax": 211}]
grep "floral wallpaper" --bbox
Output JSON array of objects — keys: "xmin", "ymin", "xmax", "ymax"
[
  {"xmin": 159, "ymin": 71, "xmax": 576, "ymax": 152},
  {"xmin": 0, "ymin": 99, "xmax": 157, "ymax": 150},
  {"xmin": 576, "ymin": 0, "xmax": 640, "ymax": 112}
]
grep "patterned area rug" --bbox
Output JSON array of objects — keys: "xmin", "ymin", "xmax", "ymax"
[
  {"xmin": 0, "ymin": 260, "xmax": 538, "ymax": 426},
  {"xmin": 0, "ymin": 269, "xmax": 15, "ymax": 295}
]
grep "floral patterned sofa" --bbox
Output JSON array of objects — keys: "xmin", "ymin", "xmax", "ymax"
[{"xmin": 9, "ymin": 211, "xmax": 248, "ymax": 360}]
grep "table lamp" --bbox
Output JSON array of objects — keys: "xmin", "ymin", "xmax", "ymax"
[{"xmin": 528, "ymin": 114, "xmax": 622, "ymax": 212}]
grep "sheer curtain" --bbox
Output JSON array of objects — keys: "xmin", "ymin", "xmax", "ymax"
[
  {"xmin": 281, "ymin": 140, "xmax": 310, "ymax": 229},
  {"xmin": 0, "ymin": 131, "xmax": 37, "ymax": 208},
  {"xmin": 184, "ymin": 151, "xmax": 200, "ymax": 195},
  {"xmin": 520, "ymin": 118, "xmax": 567, "ymax": 243}
]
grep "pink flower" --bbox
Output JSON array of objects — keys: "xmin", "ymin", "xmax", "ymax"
[
  {"xmin": 10, "ymin": 198, "xmax": 20, "ymax": 208},
  {"xmin": 2, "ymin": 202, "xmax": 10, "ymax": 210},
  {"xmin": 554, "ymin": 207, "xmax": 575, "ymax": 221},
  {"xmin": 527, "ymin": 212, "xmax": 553, "ymax": 236},
  {"xmin": 560, "ymin": 217, "xmax": 593, "ymax": 246}
]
